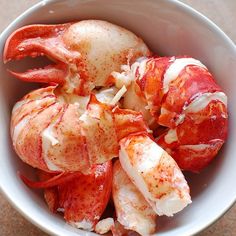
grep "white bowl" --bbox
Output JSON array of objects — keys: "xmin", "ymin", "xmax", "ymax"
[{"xmin": 0, "ymin": 0, "xmax": 236, "ymax": 235}]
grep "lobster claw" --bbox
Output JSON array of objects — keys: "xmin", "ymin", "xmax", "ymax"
[
  {"xmin": 3, "ymin": 24, "xmax": 75, "ymax": 85},
  {"xmin": 7, "ymin": 63, "xmax": 68, "ymax": 85},
  {"xmin": 4, "ymin": 21, "xmax": 150, "ymax": 95},
  {"xmin": 4, "ymin": 24, "xmax": 71, "ymax": 63}
]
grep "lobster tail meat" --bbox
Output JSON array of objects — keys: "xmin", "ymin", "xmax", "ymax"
[
  {"xmin": 167, "ymin": 139, "xmax": 225, "ymax": 172},
  {"xmin": 155, "ymin": 57, "xmax": 228, "ymax": 172},
  {"xmin": 11, "ymin": 85, "xmax": 151, "ymax": 173},
  {"xmin": 115, "ymin": 56, "xmax": 228, "ymax": 172},
  {"xmin": 112, "ymin": 160, "xmax": 157, "ymax": 235},
  {"xmin": 11, "ymin": 86, "xmax": 91, "ymax": 173},
  {"xmin": 119, "ymin": 134, "xmax": 191, "ymax": 216}
]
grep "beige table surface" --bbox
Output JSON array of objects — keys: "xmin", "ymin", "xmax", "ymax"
[{"xmin": 0, "ymin": 0, "xmax": 235, "ymax": 235}]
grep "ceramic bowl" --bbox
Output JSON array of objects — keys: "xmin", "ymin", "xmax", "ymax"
[{"xmin": 0, "ymin": 0, "xmax": 236, "ymax": 235}]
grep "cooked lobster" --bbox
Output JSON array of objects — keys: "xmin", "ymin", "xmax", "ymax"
[{"xmin": 4, "ymin": 19, "xmax": 228, "ymax": 235}]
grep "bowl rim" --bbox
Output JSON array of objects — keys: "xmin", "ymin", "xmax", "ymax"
[{"xmin": 0, "ymin": 0, "xmax": 236, "ymax": 236}]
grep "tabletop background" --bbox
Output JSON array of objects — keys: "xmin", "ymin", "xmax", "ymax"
[{"xmin": 0, "ymin": 0, "xmax": 235, "ymax": 236}]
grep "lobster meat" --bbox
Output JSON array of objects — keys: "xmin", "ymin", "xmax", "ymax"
[
  {"xmin": 4, "ymin": 20, "xmax": 150, "ymax": 95},
  {"xmin": 4, "ymin": 19, "xmax": 228, "ymax": 235},
  {"xmin": 115, "ymin": 56, "xmax": 228, "ymax": 172},
  {"xmin": 6, "ymin": 19, "xmax": 150, "ymax": 173},
  {"xmin": 10, "ymin": 86, "xmax": 147, "ymax": 173},
  {"xmin": 112, "ymin": 160, "xmax": 157, "ymax": 235},
  {"xmin": 119, "ymin": 134, "xmax": 191, "ymax": 217},
  {"xmin": 36, "ymin": 162, "xmax": 112, "ymax": 231}
]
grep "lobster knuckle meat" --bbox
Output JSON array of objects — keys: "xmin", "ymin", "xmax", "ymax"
[
  {"xmin": 112, "ymin": 106, "xmax": 149, "ymax": 141},
  {"xmin": 4, "ymin": 20, "xmax": 150, "ymax": 95},
  {"xmin": 119, "ymin": 134, "xmax": 192, "ymax": 217},
  {"xmin": 112, "ymin": 160, "xmax": 157, "ymax": 236},
  {"xmin": 79, "ymin": 94, "xmax": 119, "ymax": 165},
  {"xmin": 122, "ymin": 82, "xmax": 157, "ymax": 129},
  {"xmin": 110, "ymin": 220, "xmax": 134, "ymax": 236},
  {"xmin": 59, "ymin": 162, "xmax": 112, "ymax": 230}
]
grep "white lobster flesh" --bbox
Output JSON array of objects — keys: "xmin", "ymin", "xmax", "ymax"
[
  {"xmin": 6, "ymin": 19, "xmax": 151, "ymax": 173},
  {"xmin": 119, "ymin": 134, "xmax": 191, "ymax": 217},
  {"xmin": 112, "ymin": 160, "xmax": 157, "ymax": 235}
]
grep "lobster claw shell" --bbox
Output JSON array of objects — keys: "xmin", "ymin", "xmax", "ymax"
[
  {"xmin": 3, "ymin": 24, "xmax": 71, "ymax": 63},
  {"xmin": 4, "ymin": 24, "xmax": 73, "ymax": 85}
]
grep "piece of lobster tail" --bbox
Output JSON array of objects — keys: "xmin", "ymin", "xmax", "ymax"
[
  {"xmin": 4, "ymin": 20, "xmax": 150, "ymax": 95},
  {"xmin": 11, "ymin": 85, "xmax": 148, "ymax": 173},
  {"xmin": 37, "ymin": 161, "xmax": 112, "ymax": 231},
  {"xmin": 112, "ymin": 160, "xmax": 157, "ymax": 236},
  {"xmin": 119, "ymin": 134, "xmax": 191, "ymax": 217},
  {"xmin": 115, "ymin": 56, "xmax": 228, "ymax": 172},
  {"xmin": 11, "ymin": 85, "xmax": 92, "ymax": 173}
]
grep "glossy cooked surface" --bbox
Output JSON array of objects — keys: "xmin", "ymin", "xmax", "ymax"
[{"xmin": 0, "ymin": 0, "xmax": 236, "ymax": 236}]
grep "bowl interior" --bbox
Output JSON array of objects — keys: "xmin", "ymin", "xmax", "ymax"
[{"xmin": 0, "ymin": 0, "xmax": 236, "ymax": 236}]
